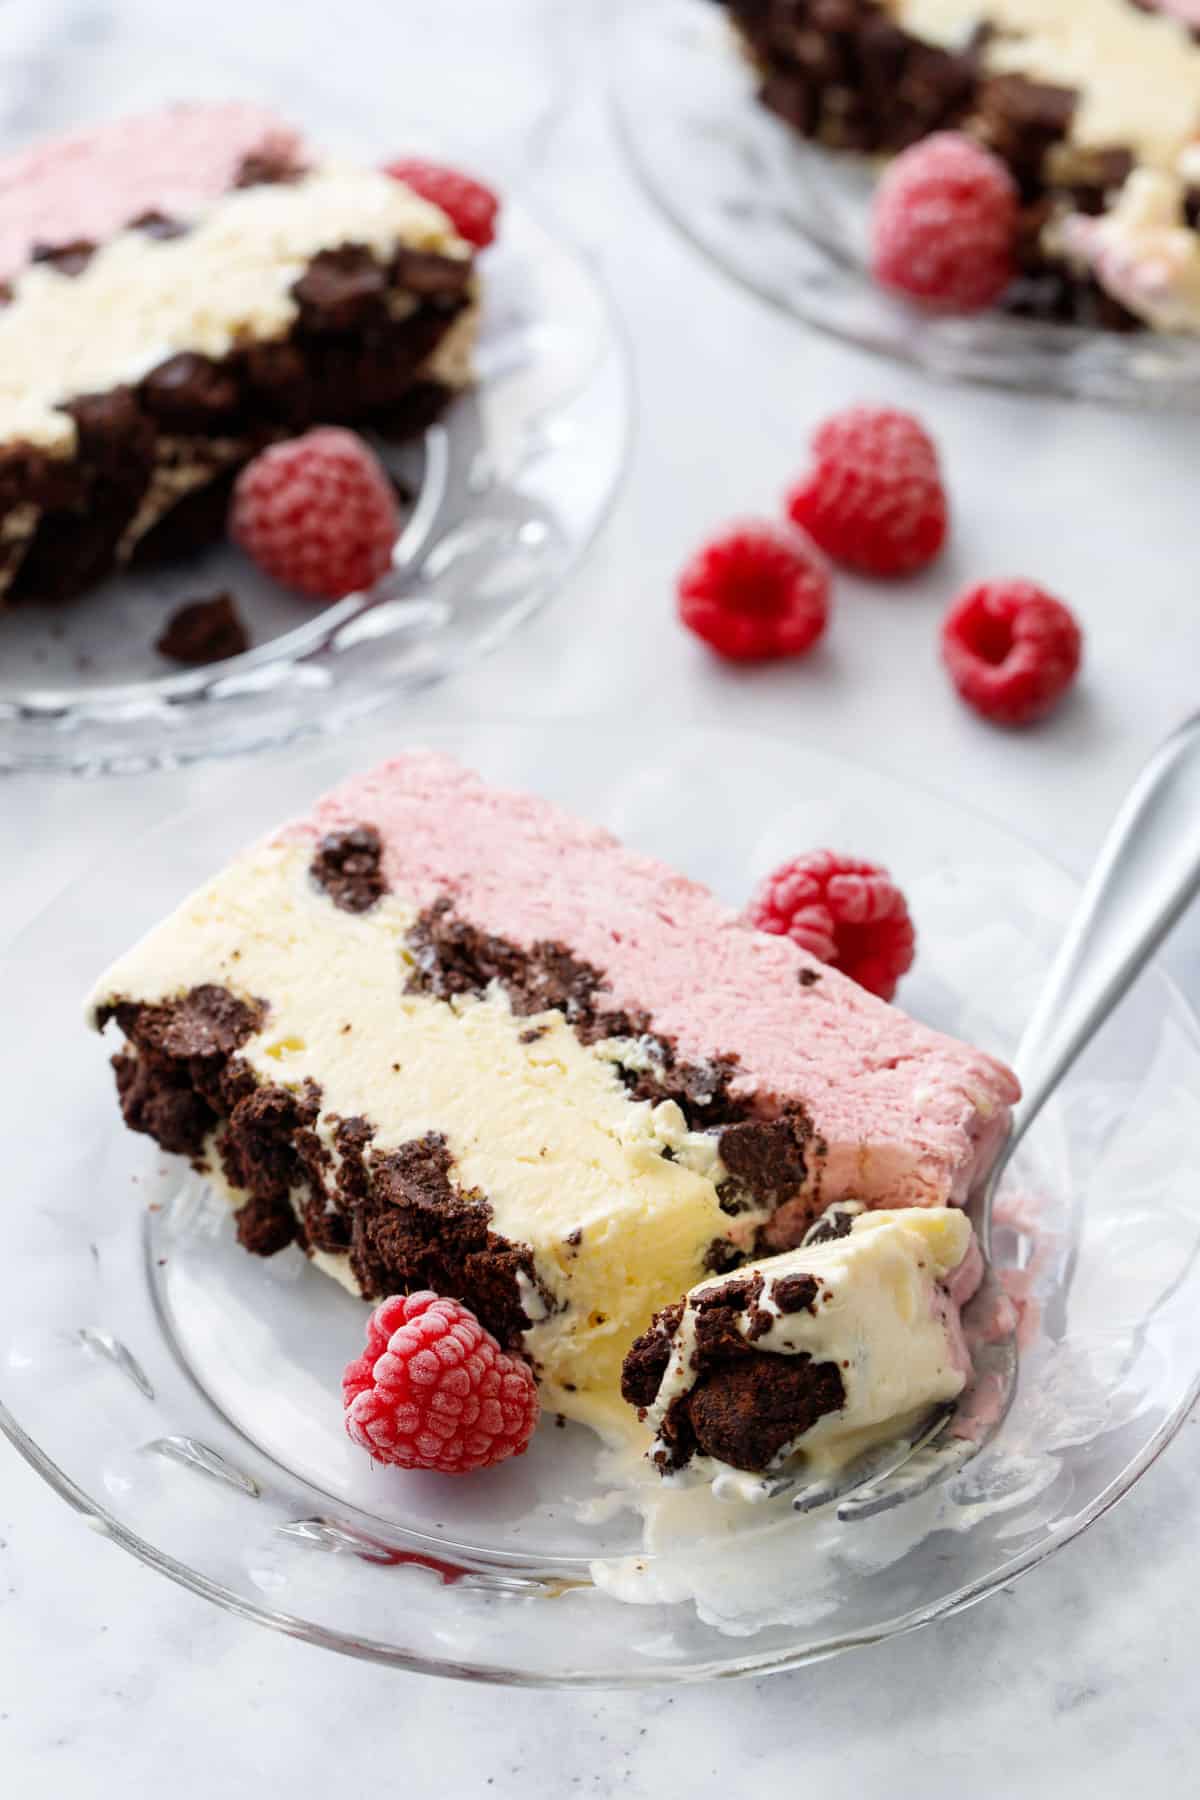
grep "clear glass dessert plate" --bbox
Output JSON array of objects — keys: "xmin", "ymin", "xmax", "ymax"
[
  {"xmin": 613, "ymin": 1, "xmax": 1200, "ymax": 407},
  {"xmin": 0, "ymin": 197, "xmax": 630, "ymax": 777},
  {"xmin": 3, "ymin": 718, "xmax": 1199, "ymax": 1685}
]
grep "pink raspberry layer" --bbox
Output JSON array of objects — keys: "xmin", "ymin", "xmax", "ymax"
[
  {"xmin": 0, "ymin": 102, "xmax": 306, "ymax": 280},
  {"xmin": 283, "ymin": 753, "xmax": 1019, "ymax": 1210}
]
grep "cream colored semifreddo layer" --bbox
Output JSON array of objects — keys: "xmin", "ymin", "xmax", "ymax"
[
  {"xmin": 0, "ymin": 162, "xmax": 473, "ymax": 454},
  {"xmin": 647, "ymin": 1208, "xmax": 977, "ymax": 1481},
  {"xmin": 88, "ymin": 839, "xmax": 756, "ymax": 1444}
]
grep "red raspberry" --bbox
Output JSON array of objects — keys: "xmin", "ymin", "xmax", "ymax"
[
  {"xmin": 230, "ymin": 427, "xmax": 399, "ymax": 600},
  {"xmin": 785, "ymin": 406, "xmax": 947, "ymax": 577},
  {"xmin": 677, "ymin": 521, "xmax": 830, "ymax": 662},
  {"xmin": 383, "ymin": 157, "xmax": 499, "ymax": 248},
  {"xmin": 745, "ymin": 852, "xmax": 916, "ymax": 1001},
  {"xmin": 941, "ymin": 579, "xmax": 1083, "ymax": 726},
  {"xmin": 871, "ymin": 132, "xmax": 1018, "ymax": 313},
  {"xmin": 343, "ymin": 1291, "xmax": 539, "ymax": 1474}
]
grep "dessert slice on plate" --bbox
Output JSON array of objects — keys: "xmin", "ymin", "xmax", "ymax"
[
  {"xmin": 0, "ymin": 103, "xmax": 479, "ymax": 605},
  {"xmin": 88, "ymin": 751, "xmax": 1016, "ymax": 1454},
  {"xmin": 719, "ymin": 0, "xmax": 1200, "ymax": 331}
]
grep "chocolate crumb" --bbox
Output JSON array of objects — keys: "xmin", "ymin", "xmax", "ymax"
[
  {"xmin": 797, "ymin": 968, "xmax": 820, "ymax": 988},
  {"xmin": 156, "ymin": 592, "xmax": 249, "ymax": 665}
]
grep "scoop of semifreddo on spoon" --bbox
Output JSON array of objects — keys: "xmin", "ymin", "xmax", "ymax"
[{"xmin": 623, "ymin": 711, "xmax": 1200, "ymax": 1518}]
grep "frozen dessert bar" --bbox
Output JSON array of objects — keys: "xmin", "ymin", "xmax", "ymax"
[
  {"xmin": 720, "ymin": 0, "xmax": 1200, "ymax": 331},
  {"xmin": 622, "ymin": 1203, "xmax": 981, "ymax": 1479},
  {"xmin": 0, "ymin": 104, "xmax": 477, "ymax": 605},
  {"xmin": 88, "ymin": 751, "xmax": 1016, "ymax": 1441}
]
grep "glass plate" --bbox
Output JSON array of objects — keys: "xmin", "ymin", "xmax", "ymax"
[
  {"xmin": 0, "ymin": 197, "xmax": 630, "ymax": 777},
  {"xmin": 3, "ymin": 718, "xmax": 1200, "ymax": 1685},
  {"xmin": 613, "ymin": 1, "xmax": 1200, "ymax": 407}
]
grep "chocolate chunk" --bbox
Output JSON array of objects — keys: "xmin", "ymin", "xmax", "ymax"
[
  {"xmin": 140, "ymin": 352, "xmax": 241, "ymax": 429},
  {"xmin": 797, "ymin": 968, "xmax": 820, "ymax": 988},
  {"xmin": 220, "ymin": 1079, "xmax": 321, "ymax": 1211},
  {"xmin": 65, "ymin": 387, "xmax": 156, "ymax": 480},
  {"xmin": 621, "ymin": 1301, "xmax": 684, "ymax": 1409},
  {"xmin": 975, "ymin": 74, "xmax": 1075, "ymax": 197},
  {"xmin": 407, "ymin": 897, "xmax": 601, "ymax": 1014},
  {"xmin": 703, "ymin": 1236, "xmax": 744, "ymax": 1275},
  {"xmin": 156, "ymin": 591, "xmax": 249, "ymax": 665},
  {"xmin": 5, "ymin": 385, "xmax": 157, "ymax": 602},
  {"xmin": 103, "ymin": 986, "xmax": 266, "ymax": 1162},
  {"xmin": 746, "ymin": 0, "xmax": 981, "ymax": 154},
  {"xmin": 130, "ymin": 465, "xmax": 241, "ymax": 568},
  {"xmin": 686, "ymin": 1353, "xmax": 845, "ymax": 1471},
  {"xmin": 112, "ymin": 1047, "xmax": 214, "ymax": 1159},
  {"xmin": 234, "ymin": 1194, "xmax": 298, "ymax": 1255},
  {"xmin": 771, "ymin": 1273, "xmax": 820, "ymax": 1313},
  {"xmin": 238, "ymin": 339, "xmax": 312, "ymax": 422},
  {"xmin": 32, "ymin": 238, "xmax": 95, "ymax": 276},
  {"xmin": 292, "ymin": 246, "xmax": 388, "ymax": 333},
  {"xmin": 108, "ymin": 985, "xmax": 264, "ymax": 1066},
  {"xmin": 718, "ymin": 1111, "xmax": 810, "ymax": 1207},
  {"xmin": 391, "ymin": 247, "xmax": 473, "ymax": 300},
  {"xmin": 309, "ymin": 824, "xmax": 388, "ymax": 913},
  {"xmin": 349, "ymin": 1131, "xmax": 542, "ymax": 1346},
  {"xmin": 233, "ymin": 147, "xmax": 306, "ymax": 188},
  {"xmin": 692, "ymin": 1274, "xmax": 770, "ymax": 1354}
]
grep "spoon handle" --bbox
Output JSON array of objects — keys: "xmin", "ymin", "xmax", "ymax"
[{"xmin": 1010, "ymin": 712, "xmax": 1200, "ymax": 1158}]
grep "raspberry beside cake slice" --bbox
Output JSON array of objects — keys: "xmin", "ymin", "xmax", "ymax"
[
  {"xmin": 0, "ymin": 105, "xmax": 479, "ymax": 606},
  {"xmin": 87, "ymin": 751, "xmax": 1017, "ymax": 1441}
]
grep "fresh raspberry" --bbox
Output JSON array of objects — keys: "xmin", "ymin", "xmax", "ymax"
[
  {"xmin": 230, "ymin": 427, "xmax": 399, "ymax": 600},
  {"xmin": 871, "ymin": 132, "xmax": 1018, "ymax": 313},
  {"xmin": 745, "ymin": 852, "xmax": 916, "ymax": 1001},
  {"xmin": 343, "ymin": 1291, "xmax": 539, "ymax": 1474},
  {"xmin": 785, "ymin": 406, "xmax": 947, "ymax": 577},
  {"xmin": 941, "ymin": 579, "xmax": 1083, "ymax": 726},
  {"xmin": 383, "ymin": 157, "xmax": 499, "ymax": 248},
  {"xmin": 677, "ymin": 521, "xmax": 830, "ymax": 662}
]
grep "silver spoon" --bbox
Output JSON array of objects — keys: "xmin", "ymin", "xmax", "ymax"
[{"xmin": 789, "ymin": 714, "xmax": 1200, "ymax": 1520}]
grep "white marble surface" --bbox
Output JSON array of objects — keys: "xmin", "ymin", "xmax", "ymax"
[{"xmin": 3, "ymin": 2, "xmax": 1200, "ymax": 1791}]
